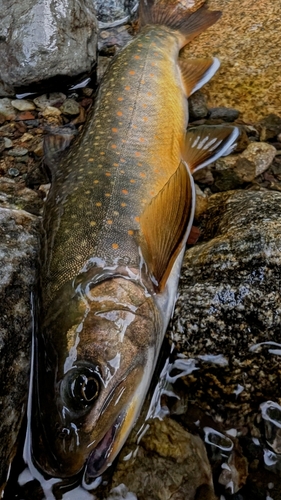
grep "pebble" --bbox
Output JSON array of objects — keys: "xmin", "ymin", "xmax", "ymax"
[
  {"xmin": 8, "ymin": 168, "xmax": 20, "ymax": 177},
  {"xmin": 33, "ymin": 92, "xmax": 66, "ymax": 110},
  {"xmin": 60, "ymin": 99, "xmax": 80, "ymax": 116},
  {"xmin": 7, "ymin": 146, "xmax": 29, "ymax": 157},
  {"xmin": 11, "ymin": 99, "xmax": 36, "ymax": 111},
  {"xmin": 0, "ymin": 98, "xmax": 17, "ymax": 121},
  {"xmin": 189, "ymin": 90, "xmax": 208, "ymax": 121},
  {"xmin": 258, "ymin": 114, "xmax": 281, "ymax": 141},
  {"xmin": 4, "ymin": 138, "xmax": 13, "ymax": 149},
  {"xmin": 16, "ymin": 111, "xmax": 37, "ymax": 121},
  {"xmin": 209, "ymin": 107, "xmax": 240, "ymax": 122},
  {"xmin": 41, "ymin": 106, "xmax": 62, "ymax": 117},
  {"xmin": 213, "ymin": 142, "xmax": 276, "ymax": 191},
  {"xmin": 19, "ymin": 133, "xmax": 34, "ymax": 143}
]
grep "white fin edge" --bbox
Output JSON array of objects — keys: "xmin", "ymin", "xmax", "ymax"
[
  {"xmin": 193, "ymin": 126, "xmax": 240, "ymax": 172},
  {"xmin": 190, "ymin": 57, "xmax": 220, "ymax": 95}
]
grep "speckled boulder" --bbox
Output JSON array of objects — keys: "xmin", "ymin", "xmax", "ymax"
[
  {"xmin": 0, "ymin": 208, "xmax": 39, "ymax": 494},
  {"xmin": 170, "ymin": 189, "xmax": 281, "ymax": 430},
  {"xmin": 0, "ymin": 0, "xmax": 98, "ymax": 94}
]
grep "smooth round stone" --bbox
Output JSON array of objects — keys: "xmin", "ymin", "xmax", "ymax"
[
  {"xmin": 11, "ymin": 99, "xmax": 36, "ymax": 111},
  {"xmin": 7, "ymin": 146, "xmax": 29, "ymax": 157},
  {"xmin": 60, "ymin": 99, "xmax": 80, "ymax": 116}
]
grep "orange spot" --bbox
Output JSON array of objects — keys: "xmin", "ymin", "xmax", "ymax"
[
  {"xmin": 138, "ymin": 43, "xmax": 143, "ymax": 47},
  {"xmin": 96, "ymin": 202, "xmax": 102, "ymax": 207},
  {"xmin": 107, "ymin": 220, "xmax": 113, "ymax": 225},
  {"xmin": 140, "ymin": 172, "xmax": 146, "ymax": 178},
  {"xmin": 143, "ymin": 117, "xmax": 148, "ymax": 122},
  {"xmin": 147, "ymin": 92, "xmax": 152, "ymax": 96},
  {"xmin": 112, "ymin": 128, "xmax": 118, "ymax": 133},
  {"xmin": 128, "ymin": 230, "xmax": 134, "ymax": 236},
  {"xmin": 134, "ymin": 55, "xmax": 140, "ymax": 59},
  {"xmin": 150, "ymin": 73, "xmax": 155, "ymax": 77},
  {"xmin": 135, "ymin": 152, "xmax": 141, "ymax": 157},
  {"xmin": 120, "ymin": 158, "xmax": 125, "ymax": 163},
  {"xmin": 132, "ymin": 125, "xmax": 137, "ymax": 129},
  {"xmin": 100, "ymin": 151, "xmax": 105, "ymax": 155},
  {"xmin": 151, "ymin": 62, "xmax": 156, "ymax": 66},
  {"xmin": 125, "ymin": 86, "xmax": 130, "ymax": 91},
  {"xmin": 142, "ymin": 104, "xmax": 147, "ymax": 109},
  {"xmin": 140, "ymin": 80, "xmax": 145, "ymax": 84},
  {"xmin": 105, "ymin": 172, "xmax": 111, "ymax": 177},
  {"xmin": 137, "ymin": 162, "xmax": 142, "ymax": 167},
  {"xmin": 150, "ymin": 190, "xmax": 155, "ymax": 196},
  {"xmin": 105, "ymin": 193, "xmax": 111, "ymax": 197},
  {"xmin": 139, "ymin": 137, "xmax": 145, "ymax": 142},
  {"xmin": 122, "ymin": 189, "xmax": 128, "ymax": 195},
  {"xmin": 88, "ymin": 158, "xmax": 94, "ymax": 162},
  {"xmin": 135, "ymin": 216, "xmax": 140, "ymax": 223},
  {"xmin": 111, "ymin": 144, "xmax": 117, "ymax": 149},
  {"xmin": 129, "ymin": 70, "xmax": 135, "ymax": 75},
  {"xmin": 130, "ymin": 179, "xmax": 136, "ymax": 183},
  {"xmin": 121, "ymin": 202, "xmax": 127, "ymax": 207},
  {"xmin": 113, "ymin": 162, "xmax": 119, "ymax": 167},
  {"xmin": 117, "ymin": 97, "xmax": 123, "ymax": 101},
  {"xmin": 94, "ymin": 180, "xmax": 99, "ymax": 184},
  {"xmin": 117, "ymin": 111, "xmax": 123, "ymax": 116},
  {"xmin": 112, "ymin": 243, "xmax": 119, "ymax": 249}
]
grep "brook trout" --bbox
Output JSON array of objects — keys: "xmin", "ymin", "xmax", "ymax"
[{"xmin": 31, "ymin": 0, "xmax": 239, "ymax": 482}]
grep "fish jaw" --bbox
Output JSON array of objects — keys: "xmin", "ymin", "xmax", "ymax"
[{"xmin": 31, "ymin": 277, "xmax": 161, "ymax": 478}]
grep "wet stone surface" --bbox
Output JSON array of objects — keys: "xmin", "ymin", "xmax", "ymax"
[{"xmin": 0, "ymin": 208, "xmax": 39, "ymax": 495}]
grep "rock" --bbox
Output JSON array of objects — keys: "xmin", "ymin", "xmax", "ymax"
[
  {"xmin": 7, "ymin": 147, "xmax": 29, "ymax": 157},
  {"xmin": 40, "ymin": 106, "xmax": 61, "ymax": 118},
  {"xmin": 60, "ymin": 99, "xmax": 81, "ymax": 116},
  {"xmin": 212, "ymin": 142, "xmax": 276, "ymax": 191},
  {"xmin": 258, "ymin": 114, "xmax": 281, "ymax": 141},
  {"xmin": 11, "ymin": 100, "xmax": 36, "ymax": 112},
  {"xmin": 3, "ymin": 138, "xmax": 13, "ymax": 149},
  {"xmin": 110, "ymin": 418, "xmax": 216, "ymax": 500},
  {"xmin": 0, "ymin": 99, "xmax": 17, "ymax": 121},
  {"xmin": 170, "ymin": 189, "xmax": 281, "ymax": 434},
  {"xmin": 0, "ymin": 0, "xmax": 98, "ymax": 92},
  {"xmin": 33, "ymin": 93, "xmax": 66, "ymax": 111},
  {"xmin": 209, "ymin": 107, "xmax": 240, "ymax": 122},
  {"xmin": 0, "ymin": 207, "xmax": 39, "ymax": 495},
  {"xmin": 189, "ymin": 91, "xmax": 209, "ymax": 121},
  {"xmin": 93, "ymin": 0, "xmax": 138, "ymax": 25},
  {"xmin": 0, "ymin": 178, "xmax": 43, "ymax": 215},
  {"xmin": 182, "ymin": 0, "xmax": 281, "ymax": 121}
]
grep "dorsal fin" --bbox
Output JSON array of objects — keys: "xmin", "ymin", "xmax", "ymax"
[
  {"xmin": 178, "ymin": 57, "xmax": 220, "ymax": 97},
  {"xmin": 139, "ymin": 161, "xmax": 195, "ymax": 290},
  {"xmin": 139, "ymin": 1, "xmax": 221, "ymax": 46},
  {"xmin": 183, "ymin": 125, "xmax": 240, "ymax": 173}
]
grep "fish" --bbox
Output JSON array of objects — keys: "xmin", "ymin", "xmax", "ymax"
[{"xmin": 30, "ymin": 0, "xmax": 239, "ymax": 483}]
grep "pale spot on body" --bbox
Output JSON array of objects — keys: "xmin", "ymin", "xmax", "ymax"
[
  {"xmin": 90, "ymin": 221, "xmax": 96, "ymax": 226},
  {"xmin": 96, "ymin": 202, "xmax": 102, "ymax": 207}
]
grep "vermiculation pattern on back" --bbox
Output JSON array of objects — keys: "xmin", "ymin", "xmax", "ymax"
[{"xmin": 43, "ymin": 25, "xmax": 187, "ymax": 301}]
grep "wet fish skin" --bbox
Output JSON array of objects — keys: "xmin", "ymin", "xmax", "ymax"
[{"xmin": 31, "ymin": 0, "xmax": 239, "ymax": 480}]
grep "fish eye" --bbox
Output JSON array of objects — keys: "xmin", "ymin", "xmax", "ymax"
[{"xmin": 61, "ymin": 364, "xmax": 101, "ymax": 411}]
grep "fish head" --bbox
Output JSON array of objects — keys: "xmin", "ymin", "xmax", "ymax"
[{"xmin": 32, "ymin": 276, "xmax": 161, "ymax": 479}]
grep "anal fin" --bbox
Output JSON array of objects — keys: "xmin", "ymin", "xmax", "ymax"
[
  {"xmin": 183, "ymin": 125, "xmax": 240, "ymax": 173},
  {"xmin": 178, "ymin": 57, "xmax": 220, "ymax": 97},
  {"xmin": 139, "ymin": 161, "xmax": 195, "ymax": 290}
]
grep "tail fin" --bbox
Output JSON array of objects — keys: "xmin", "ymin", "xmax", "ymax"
[{"xmin": 139, "ymin": 0, "xmax": 221, "ymax": 44}]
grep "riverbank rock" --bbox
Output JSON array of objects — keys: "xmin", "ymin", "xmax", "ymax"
[
  {"xmin": 168, "ymin": 189, "xmax": 281, "ymax": 497},
  {"xmin": 0, "ymin": 0, "xmax": 98, "ymax": 95},
  {"xmin": 183, "ymin": 0, "xmax": 281, "ymax": 121},
  {"xmin": 93, "ymin": 0, "xmax": 138, "ymax": 26},
  {"xmin": 108, "ymin": 418, "xmax": 216, "ymax": 500},
  {"xmin": 0, "ymin": 208, "xmax": 39, "ymax": 495}
]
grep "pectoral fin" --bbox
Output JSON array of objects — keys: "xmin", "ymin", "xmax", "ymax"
[
  {"xmin": 139, "ymin": 161, "xmax": 195, "ymax": 290},
  {"xmin": 183, "ymin": 125, "xmax": 240, "ymax": 173},
  {"xmin": 44, "ymin": 127, "xmax": 77, "ymax": 179},
  {"xmin": 178, "ymin": 57, "xmax": 220, "ymax": 97}
]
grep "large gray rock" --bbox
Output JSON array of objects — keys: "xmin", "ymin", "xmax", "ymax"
[
  {"xmin": 0, "ymin": 0, "xmax": 98, "ymax": 93},
  {"xmin": 171, "ymin": 189, "xmax": 281, "ymax": 426},
  {"xmin": 93, "ymin": 0, "xmax": 138, "ymax": 26},
  {"xmin": 0, "ymin": 208, "xmax": 39, "ymax": 495}
]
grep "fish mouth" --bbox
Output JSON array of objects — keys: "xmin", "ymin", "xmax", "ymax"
[{"xmin": 83, "ymin": 413, "xmax": 124, "ymax": 484}]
